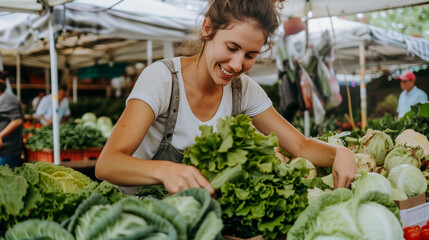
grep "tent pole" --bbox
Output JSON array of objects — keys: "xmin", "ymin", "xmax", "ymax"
[
  {"xmin": 48, "ymin": 8, "xmax": 61, "ymax": 165},
  {"xmin": 73, "ymin": 76, "xmax": 77, "ymax": 102},
  {"xmin": 16, "ymin": 53, "xmax": 21, "ymax": 101},
  {"xmin": 359, "ymin": 41, "xmax": 367, "ymax": 130},
  {"xmin": 147, "ymin": 40, "xmax": 153, "ymax": 65}
]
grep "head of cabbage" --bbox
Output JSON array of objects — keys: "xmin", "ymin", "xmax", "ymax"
[
  {"xmin": 387, "ymin": 164, "xmax": 427, "ymax": 198},
  {"xmin": 289, "ymin": 157, "xmax": 317, "ymax": 179},
  {"xmin": 383, "ymin": 146, "xmax": 423, "ymax": 174},
  {"xmin": 358, "ymin": 129, "xmax": 394, "ymax": 166},
  {"xmin": 354, "ymin": 153, "xmax": 376, "ymax": 173},
  {"xmin": 351, "ymin": 172, "xmax": 392, "ymax": 198},
  {"xmin": 287, "ymin": 189, "xmax": 403, "ymax": 240}
]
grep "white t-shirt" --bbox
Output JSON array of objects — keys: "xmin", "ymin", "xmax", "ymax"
[
  {"xmin": 35, "ymin": 94, "xmax": 71, "ymax": 125},
  {"xmin": 127, "ymin": 57, "xmax": 272, "ymax": 160}
]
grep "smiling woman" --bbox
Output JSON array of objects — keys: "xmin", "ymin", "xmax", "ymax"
[{"xmin": 95, "ymin": 0, "xmax": 356, "ymax": 197}]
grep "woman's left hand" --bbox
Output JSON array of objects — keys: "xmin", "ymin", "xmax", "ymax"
[{"xmin": 332, "ymin": 147, "xmax": 357, "ymax": 189}]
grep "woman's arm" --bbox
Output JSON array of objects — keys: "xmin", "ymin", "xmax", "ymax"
[
  {"xmin": 252, "ymin": 107, "xmax": 356, "ymax": 188},
  {"xmin": 95, "ymin": 99, "xmax": 214, "ymax": 194},
  {"xmin": 0, "ymin": 118, "xmax": 23, "ymax": 149}
]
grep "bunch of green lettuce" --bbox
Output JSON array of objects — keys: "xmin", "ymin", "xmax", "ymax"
[
  {"xmin": 0, "ymin": 162, "xmax": 123, "ymax": 235},
  {"xmin": 287, "ymin": 189, "xmax": 403, "ymax": 240},
  {"xmin": 5, "ymin": 188, "xmax": 223, "ymax": 240},
  {"xmin": 183, "ymin": 114, "xmax": 312, "ymax": 239}
]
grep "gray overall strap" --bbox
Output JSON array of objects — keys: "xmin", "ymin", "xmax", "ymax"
[
  {"xmin": 159, "ymin": 59, "xmax": 180, "ymax": 144},
  {"xmin": 231, "ymin": 77, "xmax": 242, "ymax": 116}
]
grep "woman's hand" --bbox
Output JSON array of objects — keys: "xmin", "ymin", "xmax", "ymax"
[
  {"xmin": 332, "ymin": 147, "xmax": 357, "ymax": 189},
  {"xmin": 158, "ymin": 161, "xmax": 215, "ymax": 195}
]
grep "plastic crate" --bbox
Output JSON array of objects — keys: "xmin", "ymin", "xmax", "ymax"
[
  {"xmin": 83, "ymin": 147, "xmax": 103, "ymax": 161},
  {"xmin": 33, "ymin": 149, "xmax": 85, "ymax": 163},
  {"xmin": 27, "ymin": 149, "xmax": 38, "ymax": 161},
  {"xmin": 400, "ymin": 202, "xmax": 429, "ymax": 227}
]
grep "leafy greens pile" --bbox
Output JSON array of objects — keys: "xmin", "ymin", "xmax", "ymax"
[
  {"xmin": 183, "ymin": 114, "xmax": 313, "ymax": 239},
  {"xmin": 0, "ymin": 162, "xmax": 123, "ymax": 236},
  {"xmin": 4, "ymin": 188, "xmax": 223, "ymax": 240}
]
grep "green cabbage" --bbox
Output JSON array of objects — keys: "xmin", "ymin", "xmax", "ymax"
[
  {"xmin": 351, "ymin": 172, "xmax": 392, "ymax": 198},
  {"xmin": 5, "ymin": 219, "xmax": 74, "ymax": 240},
  {"xmin": 383, "ymin": 146, "xmax": 423, "ymax": 174},
  {"xmin": 289, "ymin": 157, "xmax": 317, "ymax": 179},
  {"xmin": 82, "ymin": 112, "xmax": 97, "ymax": 123},
  {"xmin": 354, "ymin": 153, "xmax": 376, "ymax": 173},
  {"xmin": 358, "ymin": 129, "xmax": 394, "ymax": 165},
  {"xmin": 287, "ymin": 189, "xmax": 402, "ymax": 240},
  {"xmin": 387, "ymin": 164, "xmax": 427, "ymax": 198},
  {"xmin": 162, "ymin": 196, "xmax": 202, "ymax": 229},
  {"xmin": 391, "ymin": 188, "xmax": 408, "ymax": 201}
]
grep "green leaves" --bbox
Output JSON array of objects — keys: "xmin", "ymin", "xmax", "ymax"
[{"xmin": 183, "ymin": 114, "xmax": 313, "ymax": 239}]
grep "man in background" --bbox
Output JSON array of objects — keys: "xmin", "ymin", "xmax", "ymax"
[
  {"xmin": 397, "ymin": 71, "xmax": 428, "ymax": 119},
  {"xmin": 35, "ymin": 85, "xmax": 70, "ymax": 126},
  {"xmin": 0, "ymin": 71, "xmax": 23, "ymax": 168}
]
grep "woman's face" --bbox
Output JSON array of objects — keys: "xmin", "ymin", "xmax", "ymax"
[{"xmin": 202, "ymin": 18, "xmax": 266, "ymax": 86}]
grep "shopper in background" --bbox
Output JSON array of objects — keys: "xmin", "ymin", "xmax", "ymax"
[
  {"xmin": 397, "ymin": 71, "xmax": 428, "ymax": 119},
  {"xmin": 35, "ymin": 85, "xmax": 70, "ymax": 126},
  {"xmin": 31, "ymin": 91, "xmax": 45, "ymax": 111},
  {"xmin": 0, "ymin": 71, "xmax": 24, "ymax": 168},
  {"xmin": 95, "ymin": 0, "xmax": 357, "ymax": 195}
]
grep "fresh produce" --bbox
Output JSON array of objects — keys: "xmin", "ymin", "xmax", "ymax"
[
  {"xmin": 25, "ymin": 123, "xmax": 107, "ymax": 150},
  {"xmin": 387, "ymin": 164, "xmax": 427, "ymax": 198},
  {"xmin": 395, "ymin": 129, "xmax": 429, "ymax": 157},
  {"xmin": 183, "ymin": 114, "xmax": 313, "ymax": 239},
  {"xmin": 354, "ymin": 153, "xmax": 376, "ymax": 173},
  {"xmin": 4, "ymin": 188, "xmax": 224, "ymax": 240},
  {"xmin": 287, "ymin": 189, "xmax": 403, "ymax": 240},
  {"xmin": 289, "ymin": 157, "xmax": 317, "ymax": 178},
  {"xmin": 392, "ymin": 188, "xmax": 408, "ymax": 201},
  {"xmin": 351, "ymin": 172, "xmax": 393, "ymax": 198},
  {"xmin": 404, "ymin": 220, "xmax": 429, "ymax": 240},
  {"xmin": 0, "ymin": 162, "xmax": 123, "ymax": 235},
  {"xmin": 357, "ymin": 129, "xmax": 394, "ymax": 166},
  {"xmin": 384, "ymin": 146, "xmax": 424, "ymax": 174},
  {"xmin": 75, "ymin": 112, "xmax": 114, "ymax": 138}
]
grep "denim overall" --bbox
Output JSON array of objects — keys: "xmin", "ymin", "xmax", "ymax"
[{"xmin": 152, "ymin": 58, "xmax": 242, "ymax": 163}]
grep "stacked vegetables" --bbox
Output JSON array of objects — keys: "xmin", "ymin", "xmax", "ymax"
[
  {"xmin": 4, "ymin": 188, "xmax": 223, "ymax": 240},
  {"xmin": 183, "ymin": 114, "xmax": 313, "ymax": 239},
  {"xmin": 0, "ymin": 162, "xmax": 123, "ymax": 236}
]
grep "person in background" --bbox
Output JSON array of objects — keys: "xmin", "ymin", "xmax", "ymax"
[
  {"xmin": 95, "ymin": 0, "xmax": 356, "ymax": 195},
  {"xmin": 0, "ymin": 71, "xmax": 24, "ymax": 168},
  {"xmin": 31, "ymin": 91, "xmax": 45, "ymax": 111},
  {"xmin": 397, "ymin": 71, "xmax": 428, "ymax": 119},
  {"xmin": 35, "ymin": 85, "xmax": 70, "ymax": 126}
]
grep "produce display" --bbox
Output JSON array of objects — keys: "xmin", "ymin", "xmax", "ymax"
[
  {"xmin": 0, "ymin": 163, "xmax": 223, "ymax": 240},
  {"xmin": 183, "ymin": 114, "xmax": 314, "ymax": 239}
]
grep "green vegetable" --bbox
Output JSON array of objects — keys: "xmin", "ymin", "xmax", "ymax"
[
  {"xmin": 5, "ymin": 219, "xmax": 74, "ymax": 240},
  {"xmin": 354, "ymin": 153, "xmax": 376, "ymax": 173},
  {"xmin": 383, "ymin": 146, "xmax": 423, "ymax": 174},
  {"xmin": 287, "ymin": 189, "xmax": 402, "ymax": 240},
  {"xmin": 351, "ymin": 172, "xmax": 392, "ymax": 198},
  {"xmin": 391, "ymin": 188, "xmax": 408, "ymax": 201},
  {"xmin": 184, "ymin": 115, "xmax": 312, "ymax": 239},
  {"xmin": 82, "ymin": 112, "xmax": 97, "ymax": 123},
  {"xmin": 357, "ymin": 129, "xmax": 394, "ymax": 166},
  {"xmin": 387, "ymin": 164, "xmax": 427, "ymax": 198}
]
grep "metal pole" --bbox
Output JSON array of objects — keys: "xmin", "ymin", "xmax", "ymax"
[
  {"xmin": 49, "ymin": 8, "xmax": 61, "ymax": 165},
  {"xmin": 73, "ymin": 76, "xmax": 78, "ymax": 102},
  {"xmin": 359, "ymin": 42, "xmax": 367, "ymax": 130},
  {"xmin": 16, "ymin": 54, "xmax": 21, "ymax": 101}
]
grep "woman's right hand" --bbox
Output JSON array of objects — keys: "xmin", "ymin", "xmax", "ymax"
[{"xmin": 158, "ymin": 161, "xmax": 215, "ymax": 195}]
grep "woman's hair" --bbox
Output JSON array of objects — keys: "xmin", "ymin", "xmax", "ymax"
[{"xmin": 183, "ymin": 0, "xmax": 285, "ymax": 56}]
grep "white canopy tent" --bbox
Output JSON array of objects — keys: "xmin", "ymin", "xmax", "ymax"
[{"xmin": 0, "ymin": 0, "xmax": 199, "ymax": 165}]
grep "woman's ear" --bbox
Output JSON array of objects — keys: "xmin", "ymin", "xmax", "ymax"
[{"xmin": 202, "ymin": 17, "xmax": 212, "ymax": 37}]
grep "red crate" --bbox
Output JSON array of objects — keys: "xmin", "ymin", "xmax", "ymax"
[
  {"xmin": 32, "ymin": 149, "xmax": 85, "ymax": 163},
  {"xmin": 26, "ymin": 149, "xmax": 39, "ymax": 161},
  {"xmin": 83, "ymin": 147, "xmax": 103, "ymax": 161}
]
